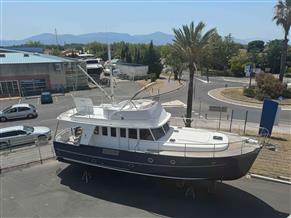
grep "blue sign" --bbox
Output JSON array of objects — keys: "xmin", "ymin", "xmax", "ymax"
[{"xmin": 259, "ymin": 99, "xmax": 279, "ymax": 136}]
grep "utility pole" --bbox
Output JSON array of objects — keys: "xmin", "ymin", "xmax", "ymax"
[
  {"xmin": 108, "ymin": 44, "xmax": 114, "ymax": 102},
  {"xmin": 54, "ymin": 28, "xmax": 59, "ymax": 46}
]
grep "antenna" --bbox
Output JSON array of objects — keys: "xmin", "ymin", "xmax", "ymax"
[
  {"xmin": 54, "ymin": 28, "xmax": 59, "ymax": 46},
  {"xmin": 77, "ymin": 64, "xmax": 112, "ymax": 101},
  {"xmin": 108, "ymin": 43, "xmax": 114, "ymax": 102}
]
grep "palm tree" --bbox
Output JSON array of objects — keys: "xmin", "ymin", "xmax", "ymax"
[
  {"xmin": 172, "ymin": 21, "xmax": 216, "ymax": 127},
  {"xmin": 273, "ymin": 0, "xmax": 291, "ymax": 82}
]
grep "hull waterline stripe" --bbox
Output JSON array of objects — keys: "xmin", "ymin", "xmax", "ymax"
[
  {"xmin": 61, "ymin": 157, "xmax": 208, "ymax": 181},
  {"xmin": 56, "ymin": 148, "xmax": 226, "ymax": 168}
]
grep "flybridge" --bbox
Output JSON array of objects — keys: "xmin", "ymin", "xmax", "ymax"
[{"xmin": 57, "ymin": 98, "xmax": 170, "ymax": 129}]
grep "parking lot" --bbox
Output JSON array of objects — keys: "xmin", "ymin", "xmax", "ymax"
[{"xmin": 0, "ymin": 79, "xmax": 290, "ymax": 218}]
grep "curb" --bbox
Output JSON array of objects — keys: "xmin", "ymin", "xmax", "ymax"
[
  {"xmin": 249, "ymin": 173, "xmax": 291, "ymax": 185},
  {"xmin": 25, "ymin": 93, "xmax": 65, "ymax": 100},
  {"xmin": 208, "ymin": 88, "xmax": 291, "ymax": 111},
  {"xmin": 0, "ymin": 157, "xmax": 56, "ymax": 174}
]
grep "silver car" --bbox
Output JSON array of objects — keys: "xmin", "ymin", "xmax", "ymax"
[
  {"xmin": 0, "ymin": 103, "xmax": 38, "ymax": 122},
  {"xmin": 0, "ymin": 125, "xmax": 51, "ymax": 149}
]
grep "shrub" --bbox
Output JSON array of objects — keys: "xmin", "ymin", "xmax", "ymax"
[
  {"xmin": 243, "ymin": 87, "xmax": 256, "ymax": 98},
  {"xmin": 282, "ymin": 89, "xmax": 291, "ymax": 98},
  {"xmin": 255, "ymin": 73, "xmax": 284, "ymax": 99}
]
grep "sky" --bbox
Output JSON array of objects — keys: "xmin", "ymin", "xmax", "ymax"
[{"xmin": 0, "ymin": 0, "xmax": 285, "ymax": 41}]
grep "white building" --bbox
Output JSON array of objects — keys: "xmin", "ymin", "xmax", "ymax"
[{"xmin": 116, "ymin": 63, "xmax": 148, "ymax": 80}]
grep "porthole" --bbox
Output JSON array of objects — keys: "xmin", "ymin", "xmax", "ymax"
[
  {"xmin": 170, "ymin": 159, "xmax": 176, "ymax": 165},
  {"xmin": 147, "ymin": 157, "xmax": 154, "ymax": 163}
]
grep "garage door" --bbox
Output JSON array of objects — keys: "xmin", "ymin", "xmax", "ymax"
[
  {"xmin": 20, "ymin": 79, "xmax": 47, "ymax": 96},
  {"xmin": 0, "ymin": 81, "xmax": 20, "ymax": 97}
]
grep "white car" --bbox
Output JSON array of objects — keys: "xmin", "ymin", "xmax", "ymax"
[
  {"xmin": 0, "ymin": 125, "xmax": 51, "ymax": 149},
  {"xmin": 0, "ymin": 103, "xmax": 38, "ymax": 122}
]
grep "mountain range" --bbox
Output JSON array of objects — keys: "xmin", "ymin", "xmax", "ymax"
[
  {"xmin": 1, "ymin": 32, "xmax": 271, "ymax": 46},
  {"xmin": 1, "ymin": 32, "xmax": 174, "ymax": 46}
]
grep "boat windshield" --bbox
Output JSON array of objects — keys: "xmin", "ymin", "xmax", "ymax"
[
  {"xmin": 151, "ymin": 127, "xmax": 165, "ymax": 141},
  {"xmin": 163, "ymin": 122, "xmax": 170, "ymax": 133}
]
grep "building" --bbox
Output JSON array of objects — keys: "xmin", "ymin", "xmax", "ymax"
[
  {"xmin": 116, "ymin": 62, "xmax": 148, "ymax": 80},
  {"xmin": 0, "ymin": 48, "xmax": 88, "ymax": 97}
]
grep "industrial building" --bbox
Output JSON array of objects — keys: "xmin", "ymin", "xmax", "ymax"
[
  {"xmin": 0, "ymin": 48, "xmax": 88, "ymax": 97},
  {"xmin": 116, "ymin": 62, "xmax": 148, "ymax": 80}
]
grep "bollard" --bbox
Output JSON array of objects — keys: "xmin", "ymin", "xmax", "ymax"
[
  {"xmin": 229, "ymin": 110, "xmax": 234, "ymax": 132},
  {"xmin": 218, "ymin": 107, "xmax": 222, "ymax": 130},
  {"xmin": 243, "ymin": 110, "xmax": 248, "ymax": 135}
]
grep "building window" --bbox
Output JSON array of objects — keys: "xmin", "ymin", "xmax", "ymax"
[
  {"xmin": 102, "ymin": 127, "xmax": 108, "ymax": 136},
  {"xmin": 94, "ymin": 126, "xmax": 99, "ymax": 135},
  {"xmin": 128, "ymin": 129, "xmax": 137, "ymax": 139},
  {"xmin": 111, "ymin": 128, "xmax": 116, "ymax": 137},
  {"xmin": 120, "ymin": 128, "xmax": 126, "ymax": 138},
  {"xmin": 140, "ymin": 129, "xmax": 154, "ymax": 141}
]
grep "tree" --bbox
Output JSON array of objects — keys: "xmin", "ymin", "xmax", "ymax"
[
  {"xmin": 144, "ymin": 40, "xmax": 163, "ymax": 79},
  {"xmin": 273, "ymin": 0, "xmax": 291, "ymax": 82},
  {"xmin": 172, "ymin": 21, "xmax": 216, "ymax": 127},
  {"xmin": 247, "ymin": 40, "xmax": 265, "ymax": 52},
  {"xmin": 161, "ymin": 45, "xmax": 185, "ymax": 81},
  {"xmin": 265, "ymin": 39, "xmax": 283, "ymax": 74},
  {"xmin": 230, "ymin": 51, "xmax": 249, "ymax": 77},
  {"xmin": 26, "ymin": 40, "xmax": 43, "ymax": 47}
]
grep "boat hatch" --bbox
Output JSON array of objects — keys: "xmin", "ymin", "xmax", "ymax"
[{"xmin": 213, "ymin": 136, "xmax": 223, "ymax": 140}]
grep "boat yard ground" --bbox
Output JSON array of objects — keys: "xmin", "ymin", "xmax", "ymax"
[
  {"xmin": 0, "ymin": 76, "xmax": 290, "ymax": 217},
  {"xmin": 0, "ymin": 161, "xmax": 289, "ymax": 218}
]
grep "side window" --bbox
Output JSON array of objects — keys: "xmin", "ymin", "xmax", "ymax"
[
  {"xmin": 120, "ymin": 128, "xmax": 126, "ymax": 138},
  {"xmin": 128, "ymin": 129, "xmax": 137, "ymax": 139},
  {"xmin": 111, "ymin": 128, "xmax": 116, "ymax": 137},
  {"xmin": 18, "ymin": 107, "xmax": 30, "ymax": 112},
  {"xmin": 17, "ymin": 130, "xmax": 26, "ymax": 135},
  {"xmin": 7, "ymin": 131, "xmax": 19, "ymax": 137},
  {"xmin": 151, "ymin": 127, "xmax": 165, "ymax": 141},
  {"xmin": 102, "ymin": 127, "xmax": 108, "ymax": 136},
  {"xmin": 94, "ymin": 126, "xmax": 99, "ymax": 135},
  {"xmin": 8, "ymin": 108, "xmax": 17, "ymax": 113},
  {"xmin": 140, "ymin": 129, "xmax": 154, "ymax": 141}
]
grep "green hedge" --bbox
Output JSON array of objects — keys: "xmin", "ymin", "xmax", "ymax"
[{"xmin": 243, "ymin": 87, "xmax": 256, "ymax": 98}]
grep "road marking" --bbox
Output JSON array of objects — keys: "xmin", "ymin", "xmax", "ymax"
[
  {"xmin": 196, "ymin": 77, "xmax": 211, "ymax": 84},
  {"xmin": 37, "ymin": 97, "xmax": 40, "ymax": 105},
  {"xmin": 161, "ymin": 100, "xmax": 186, "ymax": 108},
  {"xmin": 54, "ymin": 96, "xmax": 58, "ymax": 103}
]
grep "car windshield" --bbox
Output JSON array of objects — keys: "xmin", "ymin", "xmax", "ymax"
[
  {"xmin": 23, "ymin": 126, "xmax": 34, "ymax": 133},
  {"xmin": 2, "ymin": 106, "xmax": 12, "ymax": 113}
]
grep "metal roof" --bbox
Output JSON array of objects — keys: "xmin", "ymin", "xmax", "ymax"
[{"xmin": 0, "ymin": 48, "xmax": 75, "ymax": 64}]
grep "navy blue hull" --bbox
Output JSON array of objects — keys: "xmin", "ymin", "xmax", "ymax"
[{"xmin": 53, "ymin": 142, "xmax": 261, "ymax": 180}]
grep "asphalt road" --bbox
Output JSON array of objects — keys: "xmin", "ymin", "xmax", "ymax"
[
  {"xmin": 158, "ymin": 74, "xmax": 290, "ymax": 124},
  {"xmin": 1, "ymin": 161, "xmax": 290, "ymax": 218},
  {"xmin": 0, "ymin": 76, "xmax": 289, "ymax": 137}
]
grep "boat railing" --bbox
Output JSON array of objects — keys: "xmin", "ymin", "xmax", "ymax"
[{"xmin": 54, "ymin": 121, "xmax": 269, "ymax": 158}]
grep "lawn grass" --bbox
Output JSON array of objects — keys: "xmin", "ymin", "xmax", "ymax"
[{"xmin": 221, "ymin": 87, "xmax": 291, "ymax": 105}]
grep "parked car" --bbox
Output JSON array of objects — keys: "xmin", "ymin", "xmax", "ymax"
[
  {"xmin": 0, "ymin": 103, "xmax": 37, "ymax": 122},
  {"xmin": 0, "ymin": 125, "xmax": 51, "ymax": 149},
  {"xmin": 41, "ymin": 92, "xmax": 53, "ymax": 104}
]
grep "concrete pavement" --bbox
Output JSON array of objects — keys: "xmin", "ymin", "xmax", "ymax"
[{"xmin": 1, "ymin": 161, "xmax": 290, "ymax": 218}]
